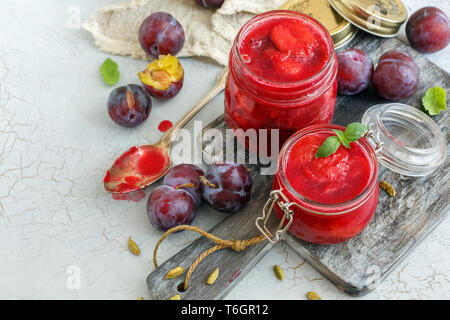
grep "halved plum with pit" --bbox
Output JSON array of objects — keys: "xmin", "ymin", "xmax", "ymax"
[{"xmin": 138, "ymin": 54, "xmax": 184, "ymax": 100}]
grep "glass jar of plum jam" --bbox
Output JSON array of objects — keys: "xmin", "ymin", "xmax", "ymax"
[
  {"xmin": 225, "ymin": 10, "xmax": 338, "ymax": 146},
  {"xmin": 257, "ymin": 124, "xmax": 381, "ymax": 245}
]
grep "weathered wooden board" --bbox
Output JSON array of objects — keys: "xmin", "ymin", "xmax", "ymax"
[{"xmin": 147, "ymin": 32, "xmax": 450, "ymax": 299}]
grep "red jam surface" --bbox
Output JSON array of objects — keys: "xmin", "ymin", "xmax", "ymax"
[
  {"xmin": 273, "ymin": 126, "xmax": 379, "ymax": 244},
  {"xmin": 225, "ymin": 11, "xmax": 337, "ymax": 148},
  {"xmin": 239, "ymin": 16, "xmax": 330, "ymax": 82},
  {"xmin": 285, "ymin": 133, "xmax": 372, "ymax": 204}
]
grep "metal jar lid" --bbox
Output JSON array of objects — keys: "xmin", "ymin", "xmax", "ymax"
[
  {"xmin": 328, "ymin": 0, "xmax": 407, "ymax": 37},
  {"xmin": 280, "ymin": 0, "xmax": 358, "ymax": 49}
]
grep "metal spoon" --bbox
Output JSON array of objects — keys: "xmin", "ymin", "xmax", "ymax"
[{"xmin": 104, "ymin": 67, "xmax": 229, "ymax": 194}]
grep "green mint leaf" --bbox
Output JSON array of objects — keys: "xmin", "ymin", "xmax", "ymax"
[
  {"xmin": 344, "ymin": 122, "xmax": 368, "ymax": 143},
  {"xmin": 332, "ymin": 129, "xmax": 350, "ymax": 149},
  {"xmin": 100, "ymin": 58, "xmax": 120, "ymax": 85},
  {"xmin": 315, "ymin": 122, "xmax": 368, "ymax": 159},
  {"xmin": 422, "ymin": 87, "xmax": 447, "ymax": 116},
  {"xmin": 315, "ymin": 136, "xmax": 341, "ymax": 159}
]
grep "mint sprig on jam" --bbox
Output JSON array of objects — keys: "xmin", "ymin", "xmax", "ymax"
[{"xmin": 315, "ymin": 123, "xmax": 368, "ymax": 159}]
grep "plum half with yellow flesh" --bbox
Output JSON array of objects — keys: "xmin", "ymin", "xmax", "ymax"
[{"xmin": 138, "ymin": 54, "xmax": 184, "ymax": 100}]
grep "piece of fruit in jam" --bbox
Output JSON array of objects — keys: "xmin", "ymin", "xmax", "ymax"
[
  {"xmin": 138, "ymin": 54, "xmax": 184, "ymax": 100},
  {"xmin": 270, "ymin": 21, "xmax": 316, "ymax": 58},
  {"xmin": 264, "ymin": 49, "xmax": 304, "ymax": 77}
]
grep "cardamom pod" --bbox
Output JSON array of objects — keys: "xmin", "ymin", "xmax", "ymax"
[
  {"xmin": 379, "ymin": 181, "xmax": 396, "ymax": 197},
  {"xmin": 306, "ymin": 291, "xmax": 322, "ymax": 300},
  {"xmin": 273, "ymin": 265, "xmax": 284, "ymax": 281},
  {"xmin": 165, "ymin": 266, "xmax": 185, "ymax": 279},
  {"xmin": 128, "ymin": 237, "xmax": 141, "ymax": 255},
  {"xmin": 206, "ymin": 267, "xmax": 219, "ymax": 285},
  {"xmin": 169, "ymin": 294, "xmax": 181, "ymax": 300}
]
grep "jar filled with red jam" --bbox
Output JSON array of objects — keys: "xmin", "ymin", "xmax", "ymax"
[
  {"xmin": 258, "ymin": 124, "xmax": 380, "ymax": 245},
  {"xmin": 255, "ymin": 104, "xmax": 446, "ymax": 245},
  {"xmin": 225, "ymin": 10, "xmax": 338, "ymax": 146}
]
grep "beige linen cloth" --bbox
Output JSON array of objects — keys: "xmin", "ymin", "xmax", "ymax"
[{"xmin": 83, "ymin": 0, "xmax": 287, "ymax": 66}]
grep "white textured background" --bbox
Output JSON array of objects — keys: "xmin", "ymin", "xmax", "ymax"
[{"xmin": 0, "ymin": 0, "xmax": 449, "ymax": 299}]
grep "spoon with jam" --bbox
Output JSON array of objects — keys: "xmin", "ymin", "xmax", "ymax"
[{"xmin": 104, "ymin": 67, "xmax": 228, "ymax": 194}]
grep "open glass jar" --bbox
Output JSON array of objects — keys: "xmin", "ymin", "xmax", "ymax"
[
  {"xmin": 261, "ymin": 124, "xmax": 381, "ymax": 244},
  {"xmin": 224, "ymin": 10, "xmax": 338, "ymax": 147},
  {"xmin": 256, "ymin": 104, "xmax": 446, "ymax": 245}
]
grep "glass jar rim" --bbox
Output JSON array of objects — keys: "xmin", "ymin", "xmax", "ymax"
[
  {"xmin": 233, "ymin": 10, "xmax": 336, "ymax": 88},
  {"xmin": 277, "ymin": 124, "xmax": 379, "ymax": 215}
]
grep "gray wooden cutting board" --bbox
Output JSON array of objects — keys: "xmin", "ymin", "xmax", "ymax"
[{"xmin": 147, "ymin": 32, "xmax": 450, "ymax": 299}]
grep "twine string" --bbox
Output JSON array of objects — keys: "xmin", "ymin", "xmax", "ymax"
[{"xmin": 153, "ymin": 225, "xmax": 266, "ymax": 291}]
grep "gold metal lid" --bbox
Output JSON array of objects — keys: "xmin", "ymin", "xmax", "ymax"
[
  {"xmin": 281, "ymin": 0, "xmax": 358, "ymax": 49},
  {"xmin": 328, "ymin": 0, "xmax": 407, "ymax": 37}
]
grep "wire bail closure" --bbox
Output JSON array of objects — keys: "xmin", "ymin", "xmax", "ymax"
[
  {"xmin": 256, "ymin": 189, "xmax": 297, "ymax": 244},
  {"xmin": 364, "ymin": 130, "xmax": 384, "ymax": 154}
]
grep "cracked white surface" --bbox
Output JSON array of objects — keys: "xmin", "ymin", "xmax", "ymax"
[{"xmin": 0, "ymin": 0, "xmax": 449, "ymax": 300}]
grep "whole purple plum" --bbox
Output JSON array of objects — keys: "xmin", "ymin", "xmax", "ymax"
[
  {"xmin": 147, "ymin": 185, "xmax": 196, "ymax": 231},
  {"xmin": 372, "ymin": 50, "xmax": 420, "ymax": 101},
  {"xmin": 337, "ymin": 48, "xmax": 374, "ymax": 95},
  {"xmin": 201, "ymin": 163, "xmax": 252, "ymax": 214},
  {"xmin": 406, "ymin": 7, "xmax": 450, "ymax": 53},
  {"xmin": 107, "ymin": 85, "xmax": 152, "ymax": 127},
  {"xmin": 139, "ymin": 12, "xmax": 185, "ymax": 58}
]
